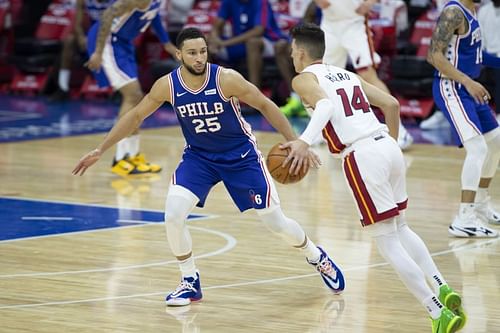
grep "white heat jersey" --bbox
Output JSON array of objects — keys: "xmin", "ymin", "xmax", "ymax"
[
  {"xmin": 302, "ymin": 63, "xmax": 387, "ymax": 154},
  {"xmin": 321, "ymin": 0, "xmax": 364, "ymax": 23}
]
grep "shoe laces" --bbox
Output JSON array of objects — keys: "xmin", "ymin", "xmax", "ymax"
[
  {"xmin": 173, "ymin": 280, "xmax": 195, "ymax": 294},
  {"xmin": 317, "ymin": 257, "xmax": 337, "ymax": 279}
]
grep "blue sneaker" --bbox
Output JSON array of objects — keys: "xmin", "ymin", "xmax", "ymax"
[
  {"xmin": 308, "ymin": 246, "xmax": 345, "ymax": 294},
  {"xmin": 165, "ymin": 272, "xmax": 203, "ymax": 306}
]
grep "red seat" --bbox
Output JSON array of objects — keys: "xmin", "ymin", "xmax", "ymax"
[
  {"xmin": 397, "ymin": 95, "xmax": 434, "ymax": 118},
  {"xmin": 410, "ymin": 9, "xmax": 439, "ymax": 57},
  {"xmin": 77, "ymin": 75, "xmax": 113, "ymax": 100},
  {"xmin": 10, "ymin": 71, "xmax": 50, "ymax": 95},
  {"xmin": 35, "ymin": 2, "xmax": 75, "ymax": 40}
]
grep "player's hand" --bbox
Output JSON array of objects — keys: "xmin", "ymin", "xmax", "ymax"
[
  {"xmin": 314, "ymin": 0, "xmax": 331, "ymax": 9},
  {"xmin": 280, "ymin": 139, "xmax": 310, "ymax": 176},
  {"xmin": 85, "ymin": 52, "xmax": 103, "ymax": 71},
  {"xmin": 72, "ymin": 148, "xmax": 102, "ymax": 176},
  {"xmin": 307, "ymin": 148, "xmax": 322, "ymax": 169},
  {"xmin": 463, "ymin": 78, "xmax": 491, "ymax": 105}
]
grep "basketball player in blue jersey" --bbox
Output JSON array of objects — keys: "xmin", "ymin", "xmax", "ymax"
[
  {"xmin": 427, "ymin": 0, "xmax": 500, "ymax": 238},
  {"xmin": 86, "ymin": 0, "xmax": 177, "ymax": 176},
  {"xmin": 73, "ymin": 27, "xmax": 345, "ymax": 307},
  {"xmin": 49, "ymin": 0, "xmax": 113, "ymax": 102}
]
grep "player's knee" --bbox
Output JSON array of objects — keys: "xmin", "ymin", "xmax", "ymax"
[
  {"xmin": 485, "ymin": 128, "xmax": 500, "ymax": 154},
  {"xmin": 365, "ymin": 218, "xmax": 398, "ymax": 238},
  {"xmin": 274, "ymin": 40, "xmax": 289, "ymax": 56},
  {"xmin": 246, "ymin": 37, "xmax": 263, "ymax": 51},
  {"xmin": 164, "ymin": 210, "xmax": 186, "ymax": 228},
  {"xmin": 257, "ymin": 206, "xmax": 287, "ymax": 234},
  {"xmin": 464, "ymin": 135, "xmax": 488, "ymax": 161}
]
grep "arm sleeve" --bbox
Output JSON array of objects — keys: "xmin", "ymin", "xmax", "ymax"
[
  {"xmin": 483, "ymin": 51, "xmax": 500, "ymax": 69},
  {"xmin": 299, "ymin": 99, "xmax": 335, "ymax": 145},
  {"xmin": 151, "ymin": 14, "xmax": 170, "ymax": 44}
]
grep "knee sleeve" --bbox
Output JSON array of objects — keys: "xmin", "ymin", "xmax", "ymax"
[
  {"xmin": 482, "ymin": 128, "xmax": 500, "ymax": 178},
  {"xmin": 164, "ymin": 185, "xmax": 199, "ymax": 256},
  {"xmin": 257, "ymin": 206, "xmax": 305, "ymax": 246},
  {"xmin": 462, "ymin": 135, "xmax": 488, "ymax": 190}
]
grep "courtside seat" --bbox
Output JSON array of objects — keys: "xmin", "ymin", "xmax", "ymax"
[{"xmin": 10, "ymin": 1, "xmax": 75, "ymax": 94}]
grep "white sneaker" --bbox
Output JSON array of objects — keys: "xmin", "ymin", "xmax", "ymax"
[
  {"xmin": 420, "ymin": 111, "xmax": 450, "ymax": 130},
  {"xmin": 449, "ymin": 214, "xmax": 498, "ymax": 238},
  {"xmin": 398, "ymin": 124, "xmax": 414, "ymax": 151},
  {"xmin": 476, "ymin": 197, "xmax": 500, "ymax": 225}
]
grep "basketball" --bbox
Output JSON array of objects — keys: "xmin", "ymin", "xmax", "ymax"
[{"xmin": 266, "ymin": 143, "xmax": 308, "ymax": 184}]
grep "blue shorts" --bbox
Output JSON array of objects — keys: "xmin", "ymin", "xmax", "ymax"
[
  {"xmin": 172, "ymin": 145, "xmax": 279, "ymax": 212},
  {"xmin": 87, "ymin": 23, "xmax": 137, "ymax": 90},
  {"xmin": 433, "ymin": 78, "xmax": 498, "ymax": 145}
]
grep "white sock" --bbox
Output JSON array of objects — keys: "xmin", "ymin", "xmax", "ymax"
[
  {"xmin": 128, "ymin": 134, "xmax": 140, "ymax": 157},
  {"xmin": 179, "ymin": 256, "xmax": 197, "ymax": 278},
  {"xmin": 58, "ymin": 69, "xmax": 70, "ymax": 92},
  {"xmin": 476, "ymin": 188, "xmax": 488, "ymax": 203},
  {"xmin": 299, "ymin": 237, "xmax": 321, "ymax": 262},
  {"xmin": 423, "ymin": 295, "xmax": 444, "ymax": 319},
  {"xmin": 458, "ymin": 203, "xmax": 475, "ymax": 219},
  {"xmin": 115, "ymin": 138, "xmax": 129, "ymax": 161}
]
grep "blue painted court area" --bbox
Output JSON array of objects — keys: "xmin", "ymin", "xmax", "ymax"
[{"xmin": 0, "ymin": 197, "xmax": 206, "ymax": 241}]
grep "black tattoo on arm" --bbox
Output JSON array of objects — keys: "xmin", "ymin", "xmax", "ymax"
[
  {"xmin": 94, "ymin": 0, "xmax": 150, "ymax": 54},
  {"xmin": 428, "ymin": 7, "xmax": 465, "ymax": 62}
]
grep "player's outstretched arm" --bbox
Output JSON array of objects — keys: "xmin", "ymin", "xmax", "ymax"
[
  {"xmin": 221, "ymin": 68, "xmax": 320, "ymax": 174},
  {"xmin": 357, "ymin": 76, "xmax": 400, "ymax": 140},
  {"xmin": 281, "ymin": 73, "xmax": 331, "ymax": 174},
  {"xmin": 427, "ymin": 6, "xmax": 490, "ymax": 104},
  {"xmin": 220, "ymin": 68, "xmax": 297, "ymax": 141},
  {"xmin": 72, "ymin": 76, "xmax": 170, "ymax": 176},
  {"xmin": 86, "ymin": 0, "xmax": 150, "ymax": 71}
]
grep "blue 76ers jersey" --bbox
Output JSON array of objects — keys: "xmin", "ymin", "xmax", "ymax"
[
  {"xmin": 110, "ymin": 0, "xmax": 162, "ymax": 41},
  {"xmin": 437, "ymin": 1, "xmax": 482, "ymax": 79},
  {"xmin": 168, "ymin": 63, "xmax": 257, "ymax": 153}
]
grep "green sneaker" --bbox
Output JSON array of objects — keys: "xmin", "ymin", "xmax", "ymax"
[
  {"xmin": 280, "ymin": 97, "xmax": 306, "ymax": 117},
  {"xmin": 431, "ymin": 308, "xmax": 463, "ymax": 333},
  {"xmin": 439, "ymin": 285, "xmax": 467, "ymax": 330}
]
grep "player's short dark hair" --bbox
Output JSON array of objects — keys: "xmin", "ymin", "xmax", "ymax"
[
  {"xmin": 176, "ymin": 27, "xmax": 207, "ymax": 49},
  {"xmin": 290, "ymin": 23, "xmax": 325, "ymax": 60}
]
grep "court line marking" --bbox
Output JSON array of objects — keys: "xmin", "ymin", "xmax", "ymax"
[
  {"xmin": 0, "ymin": 237, "xmax": 497, "ymax": 310},
  {"xmin": 0, "ymin": 226, "xmax": 235, "ymax": 278}
]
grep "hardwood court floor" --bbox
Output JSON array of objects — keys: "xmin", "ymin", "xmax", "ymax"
[{"xmin": 1, "ymin": 127, "xmax": 499, "ymax": 333}]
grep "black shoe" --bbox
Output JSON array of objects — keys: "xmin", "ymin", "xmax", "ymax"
[{"xmin": 48, "ymin": 89, "xmax": 69, "ymax": 102}]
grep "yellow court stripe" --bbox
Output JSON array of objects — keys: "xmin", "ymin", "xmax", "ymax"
[{"xmin": 346, "ymin": 156, "xmax": 374, "ymax": 224}]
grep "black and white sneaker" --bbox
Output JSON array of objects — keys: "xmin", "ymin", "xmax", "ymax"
[
  {"xmin": 449, "ymin": 214, "xmax": 498, "ymax": 238},
  {"xmin": 476, "ymin": 197, "xmax": 500, "ymax": 225}
]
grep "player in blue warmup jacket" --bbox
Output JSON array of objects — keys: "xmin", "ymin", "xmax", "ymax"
[
  {"xmin": 86, "ymin": 0, "xmax": 177, "ymax": 176},
  {"xmin": 427, "ymin": 0, "xmax": 500, "ymax": 238},
  {"xmin": 73, "ymin": 27, "xmax": 346, "ymax": 307}
]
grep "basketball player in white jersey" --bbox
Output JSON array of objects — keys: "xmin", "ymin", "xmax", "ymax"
[
  {"xmin": 282, "ymin": 23, "xmax": 465, "ymax": 333},
  {"xmin": 313, "ymin": 0, "xmax": 414, "ymax": 150}
]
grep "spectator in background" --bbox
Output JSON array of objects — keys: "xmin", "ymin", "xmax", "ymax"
[
  {"xmin": 49, "ymin": 0, "xmax": 113, "ymax": 102},
  {"xmin": 478, "ymin": 0, "xmax": 500, "ymax": 123},
  {"xmin": 208, "ymin": 0, "xmax": 299, "ymax": 114},
  {"xmin": 86, "ymin": 0, "xmax": 177, "ymax": 176},
  {"xmin": 313, "ymin": 0, "xmax": 414, "ymax": 150}
]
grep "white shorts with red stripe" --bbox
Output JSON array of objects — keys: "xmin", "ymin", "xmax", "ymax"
[
  {"xmin": 321, "ymin": 18, "xmax": 381, "ymax": 70},
  {"xmin": 341, "ymin": 132, "xmax": 408, "ymax": 226}
]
